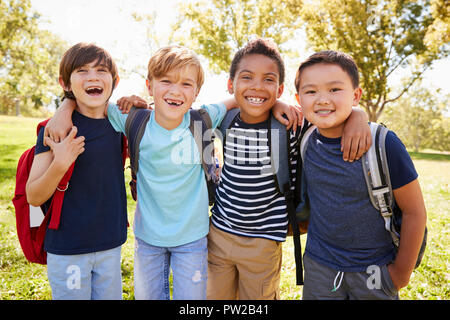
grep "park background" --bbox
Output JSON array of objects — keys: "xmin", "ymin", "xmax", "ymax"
[{"xmin": 0, "ymin": 0, "xmax": 448, "ymax": 299}]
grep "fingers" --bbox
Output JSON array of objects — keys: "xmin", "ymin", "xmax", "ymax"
[
  {"xmin": 117, "ymin": 95, "xmax": 148, "ymax": 114},
  {"xmin": 43, "ymin": 137, "xmax": 54, "ymax": 149}
]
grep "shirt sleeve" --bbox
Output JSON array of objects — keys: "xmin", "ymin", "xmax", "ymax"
[
  {"xmin": 106, "ymin": 102, "xmax": 129, "ymax": 134},
  {"xmin": 34, "ymin": 127, "xmax": 50, "ymax": 155},
  {"xmin": 199, "ymin": 103, "xmax": 227, "ymax": 129},
  {"xmin": 385, "ymin": 130, "xmax": 418, "ymax": 190}
]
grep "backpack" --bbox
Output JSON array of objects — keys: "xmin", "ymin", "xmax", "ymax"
[
  {"xmin": 298, "ymin": 122, "xmax": 427, "ymax": 269},
  {"xmin": 12, "ymin": 119, "xmax": 128, "ymax": 265},
  {"xmin": 124, "ymin": 107, "xmax": 219, "ymax": 205},
  {"xmin": 218, "ymin": 108, "xmax": 308, "ymax": 285}
]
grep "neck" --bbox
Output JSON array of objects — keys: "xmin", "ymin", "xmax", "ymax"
[
  {"xmin": 317, "ymin": 125, "xmax": 344, "ymax": 139},
  {"xmin": 154, "ymin": 112, "xmax": 183, "ymax": 130},
  {"xmin": 76, "ymin": 102, "xmax": 107, "ymax": 119}
]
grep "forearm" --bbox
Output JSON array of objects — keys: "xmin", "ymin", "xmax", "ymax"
[
  {"xmin": 222, "ymin": 98, "xmax": 239, "ymax": 111},
  {"xmin": 26, "ymin": 161, "xmax": 67, "ymax": 206},
  {"xmin": 390, "ymin": 179, "xmax": 427, "ymax": 288},
  {"xmin": 391, "ymin": 209, "xmax": 427, "ymax": 287}
]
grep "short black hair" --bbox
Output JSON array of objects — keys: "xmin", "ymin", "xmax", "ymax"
[
  {"xmin": 229, "ymin": 38, "xmax": 285, "ymax": 84},
  {"xmin": 295, "ymin": 50, "xmax": 359, "ymax": 92}
]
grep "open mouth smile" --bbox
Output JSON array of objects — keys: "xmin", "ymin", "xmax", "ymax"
[
  {"xmin": 245, "ymin": 96, "xmax": 267, "ymax": 105},
  {"xmin": 165, "ymin": 98, "xmax": 184, "ymax": 107},
  {"xmin": 85, "ymin": 86, "xmax": 104, "ymax": 95},
  {"xmin": 315, "ymin": 109, "xmax": 334, "ymax": 115}
]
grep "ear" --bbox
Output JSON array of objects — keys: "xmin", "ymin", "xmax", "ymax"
[
  {"xmin": 295, "ymin": 93, "xmax": 301, "ymax": 105},
  {"xmin": 277, "ymin": 83, "xmax": 284, "ymax": 98},
  {"xmin": 352, "ymin": 87, "xmax": 363, "ymax": 106},
  {"xmin": 59, "ymin": 76, "xmax": 70, "ymax": 91},
  {"xmin": 146, "ymin": 79, "xmax": 153, "ymax": 97},
  {"xmin": 113, "ymin": 75, "xmax": 120, "ymax": 89},
  {"xmin": 227, "ymin": 78, "xmax": 234, "ymax": 94}
]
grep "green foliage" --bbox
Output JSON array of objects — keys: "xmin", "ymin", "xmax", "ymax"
[
  {"xmin": 296, "ymin": 0, "xmax": 449, "ymax": 121},
  {"xmin": 0, "ymin": 0, "xmax": 67, "ymax": 116},
  {"xmin": 173, "ymin": 0, "xmax": 300, "ymax": 73},
  {"xmin": 380, "ymin": 84, "xmax": 449, "ymax": 152},
  {"xmin": 1, "ymin": 115, "xmax": 449, "ymax": 300}
]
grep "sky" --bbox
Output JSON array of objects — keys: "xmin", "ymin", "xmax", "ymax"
[{"xmin": 31, "ymin": 0, "xmax": 449, "ymax": 107}]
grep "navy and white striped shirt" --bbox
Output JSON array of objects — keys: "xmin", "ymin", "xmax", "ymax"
[{"xmin": 210, "ymin": 116, "xmax": 300, "ymax": 242}]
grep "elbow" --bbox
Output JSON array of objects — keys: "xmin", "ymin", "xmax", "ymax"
[{"xmin": 25, "ymin": 184, "xmax": 44, "ymax": 207}]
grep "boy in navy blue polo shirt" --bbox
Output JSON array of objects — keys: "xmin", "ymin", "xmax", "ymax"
[
  {"xmin": 294, "ymin": 50, "xmax": 427, "ymax": 299},
  {"xmin": 26, "ymin": 43, "xmax": 128, "ymax": 300}
]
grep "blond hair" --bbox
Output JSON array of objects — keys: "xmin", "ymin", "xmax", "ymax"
[{"xmin": 147, "ymin": 46, "xmax": 204, "ymax": 90}]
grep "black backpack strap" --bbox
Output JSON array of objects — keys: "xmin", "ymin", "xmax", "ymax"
[
  {"xmin": 125, "ymin": 107, "xmax": 151, "ymax": 174},
  {"xmin": 269, "ymin": 113, "xmax": 303, "ymax": 285}
]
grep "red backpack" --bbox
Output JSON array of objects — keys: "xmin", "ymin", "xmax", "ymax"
[{"xmin": 12, "ymin": 119, "xmax": 128, "ymax": 264}]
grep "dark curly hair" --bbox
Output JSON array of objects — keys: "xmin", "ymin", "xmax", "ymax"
[{"xmin": 229, "ymin": 38, "xmax": 285, "ymax": 85}]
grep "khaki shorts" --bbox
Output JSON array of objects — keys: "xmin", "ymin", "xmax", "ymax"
[{"xmin": 207, "ymin": 223, "xmax": 282, "ymax": 300}]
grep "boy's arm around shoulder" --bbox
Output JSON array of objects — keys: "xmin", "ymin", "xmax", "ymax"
[
  {"xmin": 388, "ymin": 179, "xmax": 427, "ymax": 290},
  {"xmin": 26, "ymin": 127, "xmax": 85, "ymax": 206},
  {"xmin": 341, "ymin": 107, "xmax": 371, "ymax": 162},
  {"xmin": 44, "ymin": 98, "xmax": 77, "ymax": 144}
]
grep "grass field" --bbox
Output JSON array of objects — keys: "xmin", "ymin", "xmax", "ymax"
[{"xmin": 0, "ymin": 115, "xmax": 448, "ymax": 300}]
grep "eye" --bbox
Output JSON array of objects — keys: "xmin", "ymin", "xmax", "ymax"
[
  {"xmin": 330, "ymin": 88, "xmax": 342, "ymax": 92},
  {"xmin": 77, "ymin": 68, "xmax": 87, "ymax": 73},
  {"xmin": 183, "ymin": 82, "xmax": 193, "ymax": 87},
  {"xmin": 305, "ymin": 90, "xmax": 316, "ymax": 94}
]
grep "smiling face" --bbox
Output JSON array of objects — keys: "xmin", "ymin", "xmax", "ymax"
[
  {"xmin": 228, "ymin": 54, "xmax": 284, "ymax": 124},
  {"xmin": 60, "ymin": 59, "xmax": 116, "ymax": 117},
  {"xmin": 147, "ymin": 64, "xmax": 200, "ymax": 130},
  {"xmin": 296, "ymin": 63, "xmax": 362, "ymax": 138}
]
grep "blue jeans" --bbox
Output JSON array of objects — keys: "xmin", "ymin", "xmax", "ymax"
[
  {"xmin": 134, "ymin": 236, "xmax": 208, "ymax": 300},
  {"xmin": 46, "ymin": 246, "xmax": 122, "ymax": 300}
]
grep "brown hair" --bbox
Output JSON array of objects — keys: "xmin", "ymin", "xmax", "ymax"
[
  {"xmin": 147, "ymin": 46, "xmax": 204, "ymax": 90},
  {"xmin": 229, "ymin": 38, "xmax": 285, "ymax": 85},
  {"xmin": 59, "ymin": 43, "xmax": 118, "ymax": 99},
  {"xmin": 295, "ymin": 50, "xmax": 360, "ymax": 92}
]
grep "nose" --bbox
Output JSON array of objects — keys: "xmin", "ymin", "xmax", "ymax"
[
  {"xmin": 86, "ymin": 69, "xmax": 100, "ymax": 81},
  {"xmin": 317, "ymin": 92, "xmax": 331, "ymax": 105},
  {"xmin": 250, "ymin": 78, "xmax": 264, "ymax": 90}
]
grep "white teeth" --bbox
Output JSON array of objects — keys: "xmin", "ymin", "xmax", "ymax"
[
  {"xmin": 165, "ymin": 99, "xmax": 183, "ymax": 106},
  {"xmin": 316, "ymin": 110, "xmax": 332, "ymax": 114},
  {"xmin": 247, "ymin": 97, "xmax": 265, "ymax": 104}
]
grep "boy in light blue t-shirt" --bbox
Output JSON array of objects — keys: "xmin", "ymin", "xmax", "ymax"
[{"xmin": 47, "ymin": 45, "xmax": 299, "ymax": 300}]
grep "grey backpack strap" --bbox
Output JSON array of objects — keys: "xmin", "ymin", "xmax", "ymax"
[
  {"xmin": 362, "ymin": 123, "xmax": 399, "ymax": 246},
  {"xmin": 218, "ymin": 108, "xmax": 240, "ymax": 143},
  {"xmin": 124, "ymin": 107, "xmax": 152, "ymax": 174},
  {"xmin": 299, "ymin": 125, "xmax": 317, "ymax": 161},
  {"xmin": 189, "ymin": 109, "xmax": 216, "ymax": 181}
]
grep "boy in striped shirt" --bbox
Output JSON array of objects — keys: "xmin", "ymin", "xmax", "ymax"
[{"xmin": 207, "ymin": 39, "xmax": 371, "ymax": 300}]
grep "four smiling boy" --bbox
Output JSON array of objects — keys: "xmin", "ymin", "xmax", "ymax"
[{"xmin": 26, "ymin": 36, "xmax": 426, "ymax": 300}]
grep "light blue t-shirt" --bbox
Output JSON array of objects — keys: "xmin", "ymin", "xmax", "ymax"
[{"xmin": 107, "ymin": 103, "xmax": 227, "ymax": 247}]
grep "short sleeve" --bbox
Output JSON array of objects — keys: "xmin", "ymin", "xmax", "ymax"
[
  {"xmin": 199, "ymin": 103, "xmax": 227, "ymax": 129},
  {"xmin": 106, "ymin": 103, "xmax": 129, "ymax": 134},
  {"xmin": 385, "ymin": 130, "xmax": 418, "ymax": 190},
  {"xmin": 35, "ymin": 127, "xmax": 50, "ymax": 155}
]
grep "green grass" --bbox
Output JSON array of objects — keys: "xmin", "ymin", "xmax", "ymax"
[{"xmin": 1, "ymin": 115, "xmax": 449, "ymax": 300}]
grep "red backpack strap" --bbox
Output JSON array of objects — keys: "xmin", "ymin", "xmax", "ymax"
[
  {"xmin": 121, "ymin": 134, "xmax": 128, "ymax": 168},
  {"xmin": 47, "ymin": 162, "xmax": 75, "ymax": 230}
]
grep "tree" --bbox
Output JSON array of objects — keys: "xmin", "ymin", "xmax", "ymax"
[
  {"xmin": 380, "ymin": 84, "xmax": 449, "ymax": 152},
  {"xmin": 173, "ymin": 0, "xmax": 300, "ymax": 73},
  {"xmin": 297, "ymin": 0, "xmax": 449, "ymax": 121},
  {"xmin": 0, "ymin": 0, "xmax": 67, "ymax": 116}
]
